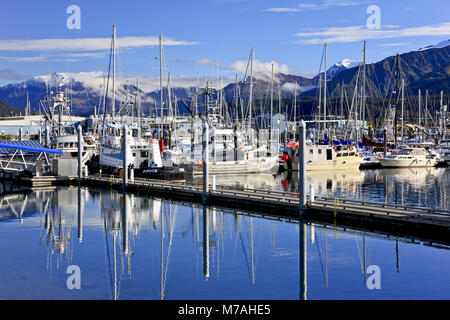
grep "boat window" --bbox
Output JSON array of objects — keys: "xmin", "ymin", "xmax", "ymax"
[
  {"xmin": 132, "ymin": 153, "xmax": 136, "ymax": 157},
  {"xmin": 342, "ymin": 153, "xmax": 348, "ymax": 157},
  {"xmin": 336, "ymin": 153, "xmax": 342, "ymax": 157},
  {"xmin": 309, "ymin": 149, "xmax": 314, "ymax": 154},
  {"xmin": 398, "ymin": 149, "xmax": 411, "ymax": 155},
  {"xmin": 141, "ymin": 151, "xmax": 148, "ymax": 157},
  {"xmin": 326, "ymin": 149, "xmax": 332, "ymax": 160},
  {"xmin": 349, "ymin": 152, "xmax": 355, "ymax": 156},
  {"xmin": 318, "ymin": 149, "xmax": 322, "ymax": 154},
  {"xmin": 132, "ymin": 129, "xmax": 138, "ymax": 137}
]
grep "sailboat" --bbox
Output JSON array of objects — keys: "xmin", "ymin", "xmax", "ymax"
[
  {"xmin": 168, "ymin": 49, "xmax": 279, "ymax": 176},
  {"xmin": 91, "ymin": 27, "xmax": 184, "ymax": 180},
  {"xmin": 281, "ymin": 43, "xmax": 363, "ymax": 171}
]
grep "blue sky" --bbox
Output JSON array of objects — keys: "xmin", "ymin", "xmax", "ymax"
[{"xmin": 0, "ymin": 0, "xmax": 449, "ymax": 87}]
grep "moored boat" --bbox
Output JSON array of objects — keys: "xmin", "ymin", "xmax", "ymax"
[{"xmin": 378, "ymin": 147, "xmax": 438, "ymax": 168}]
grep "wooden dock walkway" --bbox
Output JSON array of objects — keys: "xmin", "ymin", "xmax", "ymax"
[{"xmin": 78, "ymin": 175, "xmax": 450, "ymax": 231}]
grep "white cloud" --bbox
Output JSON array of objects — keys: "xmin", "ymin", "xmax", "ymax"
[
  {"xmin": 226, "ymin": 59, "xmax": 290, "ymax": 81},
  {"xmin": 377, "ymin": 42, "xmax": 410, "ymax": 47},
  {"xmin": 265, "ymin": 0, "xmax": 369, "ymax": 13},
  {"xmin": 0, "ymin": 36, "xmax": 199, "ymax": 52},
  {"xmin": 264, "ymin": 8, "xmax": 301, "ymax": 12},
  {"xmin": 281, "ymin": 82, "xmax": 301, "ymax": 93},
  {"xmin": 197, "ymin": 59, "xmax": 218, "ymax": 65},
  {"xmin": 293, "ymin": 22, "xmax": 450, "ymax": 44},
  {"xmin": 0, "ymin": 55, "xmax": 47, "ymax": 62},
  {"xmin": 31, "ymin": 71, "xmax": 236, "ymax": 97}
]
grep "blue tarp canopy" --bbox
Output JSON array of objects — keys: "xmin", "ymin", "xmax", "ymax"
[{"xmin": 0, "ymin": 141, "xmax": 62, "ymax": 155}]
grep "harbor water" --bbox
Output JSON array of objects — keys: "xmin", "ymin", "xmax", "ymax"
[{"xmin": 0, "ymin": 168, "xmax": 449, "ymax": 299}]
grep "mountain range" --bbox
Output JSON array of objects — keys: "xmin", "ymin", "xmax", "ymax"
[{"xmin": 0, "ymin": 40, "xmax": 448, "ymax": 117}]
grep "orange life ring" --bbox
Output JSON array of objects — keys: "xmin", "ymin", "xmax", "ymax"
[{"xmin": 349, "ymin": 146, "xmax": 354, "ymax": 152}]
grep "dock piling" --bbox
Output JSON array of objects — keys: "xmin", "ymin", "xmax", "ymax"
[
  {"xmin": 122, "ymin": 124, "xmax": 128, "ymax": 188},
  {"xmin": 212, "ymin": 175, "xmax": 216, "ymax": 191},
  {"xmin": 298, "ymin": 120, "xmax": 306, "ymax": 212},
  {"xmin": 202, "ymin": 120, "xmax": 209, "ymax": 204},
  {"xmin": 77, "ymin": 125, "xmax": 82, "ymax": 181},
  {"xmin": 310, "ymin": 183, "xmax": 315, "ymax": 203}
]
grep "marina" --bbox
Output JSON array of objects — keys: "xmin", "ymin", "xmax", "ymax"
[{"xmin": 0, "ymin": 1, "xmax": 449, "ymax": 302}]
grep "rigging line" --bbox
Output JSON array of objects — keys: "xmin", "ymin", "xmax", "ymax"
[
  {"xmin": 354, "ymin": 234, "xmax": 364, "ymax": 275},
  {"xmin": 308, "ymin": 47, "xmax": 325, "ymax": 124},
  {"xmin": 161, "ymin": 203, "xmax": 178, "ymax": 299},
  {"xmin": 239, "ymin": 232, "xmax": 252, "ymax": 281},
  {"xmin": 102, "ymin": 213, "xmax": 115, "ymax": 298},
  {"xmin": 314, "ymin": 231, "xmax": 326, "ymax": 284},
  {"xmin": 101, "ymin": 30, "xmax": 114, "ymax": 139}
]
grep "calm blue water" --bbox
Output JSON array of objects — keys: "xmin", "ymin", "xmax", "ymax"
[
  {"xmin": 0, "ymin": 168, "xmax": 449, "ymax": 299},
  {"xmin": 191, "ymin": 167, "xmax": 450, "ymax": 210}
]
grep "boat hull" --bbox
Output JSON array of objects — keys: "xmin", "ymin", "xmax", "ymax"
[
  {"xmin": 284, "ymin": 156, "xmax": 363, "ymax": 171},
  {"xmin": 378, "ymin": 158, "xmax": 437, "ymax": 168},
  {"xmin": 181, "ymin": 156, "xmax": 279, "ymax": 176},
  {"xmin": 133, "ymin": 167, "xmax": 185, "ymax": 181}
]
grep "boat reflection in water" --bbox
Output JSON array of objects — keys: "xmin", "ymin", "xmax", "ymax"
[
  {"xmin": 186, "ymin": 167, "xmax": 449, "ymax": 211},
  {"xmin": 0, "ymin": 176, "xmax": 447, "ymax": 299}
]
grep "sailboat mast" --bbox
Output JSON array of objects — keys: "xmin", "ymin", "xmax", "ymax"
[
  {"xmin": 425, "ymin": 89, "xmax": 428, "ymax": 131},
  {"xmin": 340, "ymin": 81, "xmax": 344, "ymax": 120},
  {"xmin": 159, "ymin": 34, "xmax": 164, "ymax": 138},
  {"xmin": 293, "ymin": 83, "xmax": 297, "ymax": 125},
  {"xmin": 362, "ymin": 40, "xmax": 366, "ymax": 142},
  {"xmin": 270, "ymin": 63, "xmax": 274, "ymax": 145},
  {"xmin": 195, "ymin": 72, "xmax": 199, "ymax": 116},
  {"xmin": 323, "ymin": 42, "xmax": 327, "ymax": 136},
  {"xmin": 418, "ymin": 89, "xmax": 421, "ymax": 131},
  {"xmin": 112, "ymin": 25, "xmax": 116, "ymax": 118},
  {"xmin": 394, "ymin": 53, "xmax": 399, "ymax": 148},
  {"xmin": 248, "ymin": 48, "xmax": 254, "ymax": 141},
  {"xmin": 401, "ymin": 78, "xmax": 405, "ymax": 142}
]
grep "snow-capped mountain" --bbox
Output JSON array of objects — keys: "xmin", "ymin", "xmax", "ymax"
[
  {"xmin": 325, "ymin": 59, "xmax": 360, "ymax": 79},
  {"xmin": 1, "ymin": 39, "xmax": 449, "ymax": 116},
  {"xmin": 418, "ymin": 39, "xmax": 450, "ymax": 51},
  {"xmin": 0, "ymin": 72, "xmax": 197, "ymax": 116}
]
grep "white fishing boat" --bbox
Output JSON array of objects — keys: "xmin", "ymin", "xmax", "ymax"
[
  {"xmin": 281, "ymin": 142, "xmax": 363, "ymax": 171},
  {"xmin": 95, "ymin": 123, "xmax": 184, "ymax": 180},
  {"xmin": 52, "ymin": 133, "xmax": 96, "ymax": 163},
  {"xmin": 379, "ymin": 147, "xmax": 437, "ymax": 168},
  {"xmin": 437, "ymin": 137, "xmax": 450, "ymax": 164}
]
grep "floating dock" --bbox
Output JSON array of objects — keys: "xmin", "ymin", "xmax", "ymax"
[{"xmin": 76, "ymin": 175, "xmax": 450, "ymax": 243}]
